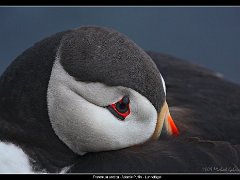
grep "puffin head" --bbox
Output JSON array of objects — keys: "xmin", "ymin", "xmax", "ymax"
[{"xmin": 47, "ymin": 26, "xmax": 179, "ymax": 155}]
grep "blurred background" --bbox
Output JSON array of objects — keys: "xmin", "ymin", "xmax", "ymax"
[{"xmin": 0, "ymin": 7, "xmax": 239, "ymax": 84}]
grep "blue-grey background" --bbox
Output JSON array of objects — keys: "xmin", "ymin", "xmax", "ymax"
[{"xmin": 0, "ymin": 7, "xmax": 240, "ymax": 84}]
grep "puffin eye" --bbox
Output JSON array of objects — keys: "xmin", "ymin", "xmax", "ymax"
[{"xmin": 106, "ymin": 96, "xmax": 131, "ymax": 120}]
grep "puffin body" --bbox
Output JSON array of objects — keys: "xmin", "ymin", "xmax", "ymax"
[
  {"xmin": 0, "ymin": 26, "xmax": 176, "ymax": 173},
  {"xmin": 1, "ymin": 26, "xmax": 239, "ymax": 173}
]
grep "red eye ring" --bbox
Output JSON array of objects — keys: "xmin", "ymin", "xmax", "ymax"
[{"xmin": 106, "ymin": 96, "xmax": 130, "ymax": 120}]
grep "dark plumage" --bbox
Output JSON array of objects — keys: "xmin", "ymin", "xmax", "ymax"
[
  {"xmin": 0, "ymin": 27, "xmax": 240, "ymax": 173},
  {"xmin": 0, "ymin": 30, "xmax": 78, "ymax": 172}
]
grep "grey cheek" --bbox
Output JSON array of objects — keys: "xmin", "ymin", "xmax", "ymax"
[{"xmin": 47, "ymin": 56, "xmax": 158, "ymax": 155}]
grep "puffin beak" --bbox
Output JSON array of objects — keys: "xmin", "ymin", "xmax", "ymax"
[
  {"xmin": 166, "ymin": 110, "xmax": 179, "ymax": 136},
  {"xmin": 151, "ymin": 101, "xmax": 179, "ymax": 140}
]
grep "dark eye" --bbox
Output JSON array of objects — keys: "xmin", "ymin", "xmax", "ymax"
[{"xmin": 106, "ymin": 96, "xmax": 130, "ymax": 120}]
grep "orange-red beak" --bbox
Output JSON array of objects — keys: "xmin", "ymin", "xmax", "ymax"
[
  {"xmin": 167, "ymin": 113, "xmax": 179, "ymax": 136},
  {"xmin": 152, "ymin": 101, "xmax": 179, "ymax": 140}
]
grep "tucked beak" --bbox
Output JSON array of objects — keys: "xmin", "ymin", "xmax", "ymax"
[{"xmin": 151, "ymin": 101, "xmax": 179, "ymax": 140}]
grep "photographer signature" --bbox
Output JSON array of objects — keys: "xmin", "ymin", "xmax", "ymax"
[{"xmin": 202, "ymin": 166, "xmax": 240, "ymax": 173}]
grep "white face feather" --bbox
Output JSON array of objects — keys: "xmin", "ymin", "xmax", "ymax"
[{"xmin": 47, "ymin": 56, "xmax": 158, "ymax": 155}]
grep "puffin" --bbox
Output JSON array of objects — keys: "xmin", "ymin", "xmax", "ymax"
[
  {"xmin": 0, "ymin": 26, "xmax": 179, "ymax": 173},
  {"xmin": 1, "ymin": 26, "xmax": 240, "ymax": 173}
]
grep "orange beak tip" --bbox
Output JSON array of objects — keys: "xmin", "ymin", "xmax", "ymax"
[{"xmin": 168, "ymin": 114, "xmax": 180, "ymax": 137}]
